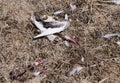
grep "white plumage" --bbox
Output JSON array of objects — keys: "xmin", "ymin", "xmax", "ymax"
[
  {"xmin": 31, "ymin": 14, "xmax": 70, "ymax": 41},
  {"xmin": 103, "ymin": 33, "xmax": 120, "ymax": 39},
  {"xmin": 67, "ymin": 66, "xmax": 83, "ymax": 77}
]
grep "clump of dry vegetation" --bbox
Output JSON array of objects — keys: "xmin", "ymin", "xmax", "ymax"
[{"xmin": 0, "ymin": 0, "xmax": 120, "ymax": 83}]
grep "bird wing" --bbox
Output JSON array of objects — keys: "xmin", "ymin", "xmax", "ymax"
[
  {"xmin": 34, "ymin": 27, "xmax": 64, "ymax": 38},
  {"xmin": 34, "ymin": 21, "xmax": 70, "ymax": 38},
  {"xmin": 31, "ymin": 14, "xmax": 46, "ymax": 31}
]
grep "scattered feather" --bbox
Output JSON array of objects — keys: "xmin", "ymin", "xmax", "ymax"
[
  {"xmin": 65, "ymin": 14, "xmax": 68, "ymax": 20},
  {"xmin": 65, "ymin": 40, "xmax": 70, "ymax": 47},
  {"xmin": 103, "ymin": 33, "xmax": 120, "ymax": 39},
  {"xmin": 66, "ymin": 66, "xmax": 83, "ymax": 77},
  {"xmin": 33, "ymin": 71, "xmax": 40, "ymax": 77},
  {"xmin": 111, "ymin": 0, "xmax": 120, "ymax": 4},
  {"xmin": 96, "ymin": 0, "xmax": 120, "ymax": 5},
  {"xmin": 116, "ymin": 41, "xmax": 120, "ymax": 45},
  {"xmin": 70, "ymin": 3, "xmax": 76, "ymax": 11},
  {"xmin": 81, "ymin": 56, "xmax": 85, "ymax": 62},
  {"xmin": 33, "ymin": 68, "xmax": 46, "ymax": 77},
  {"xmin": 69, "ymin": 19, "xmax": 72, "ymax": 22},
  {"xmin": 54, "ymin": 10, "xmax": 64, "ymax": 15}
]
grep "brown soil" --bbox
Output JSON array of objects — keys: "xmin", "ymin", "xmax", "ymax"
[{"xmin": 0, "ymin": 0, "xmax": 120, "ymax": 83}]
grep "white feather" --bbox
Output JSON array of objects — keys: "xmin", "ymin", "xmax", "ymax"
[
  {"xmin": 34, "ymin": 62, "xmax": 39, "ymax": 66},
  {"xmin": 65, "ymin": 41, "xmax": 70, "ymax": 47},
  {"xmin": 33, "ymin": 71, "xmax": 40, "ymax": 77},
  {"xmin": 116, "ymin": 41, "xmax": 120, "ymax": 45},
  {"xmin": 70, "ymin": 3, "xmax": 76, "ymax": 11},
  {"xmin": 81, "ymin": 56, "xmax": 85, "ymax": 62},
  {"xmin": 54, "ymin": 10, "xmax": 64, "ymax": 15},
  {"xmin": 111, "ymin": 0, "xmax": 120, "ymax": 4},
  {"xmin": 67, "ymin": 66, "xmax": 83, "ymax": 76},
  {"xmin": 103, "ymin": 33, "xmax": 120, "ymax": 39},
  {"xmin": 65, "ymin": 14, "xmax": 68, "ymax": 20},
  {"xmin": 64, "ymin": 35, "xmax": 71, "ymax": 40}
]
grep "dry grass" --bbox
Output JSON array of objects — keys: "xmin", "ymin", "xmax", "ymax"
[{"xmin": 0, "ymin": 0, "xmax": 120, "ymax": 83}]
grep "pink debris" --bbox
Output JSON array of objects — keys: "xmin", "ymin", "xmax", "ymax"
[
  {"xmin": 64, "ymin": 35, "xmax": 80, "ymax": 45},
  {"xmin": 40, "ymin": 68, "xmax": 46, "ymax": 73},
  {"xmin": 33, "ymin": 59, "xmax": 45, "ymax": 66}
]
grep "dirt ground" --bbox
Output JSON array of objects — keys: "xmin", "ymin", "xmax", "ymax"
[{"xmin": 0, "ymin": 0, "xmax": 120, "ymax": 83}]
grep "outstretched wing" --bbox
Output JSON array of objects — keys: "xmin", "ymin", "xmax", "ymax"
[
  {"xmin": 34, "ymin": 21, "xmax": 70, "ymax": 38},
  {"xmin": 34, "ymin": 27, "xmax": 64, "ymax": 38}
]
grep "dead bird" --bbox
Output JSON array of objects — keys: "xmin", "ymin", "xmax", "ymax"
[{"xmin": 31, "ymin": 12, "xmax": 70, "ymax": 41}]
